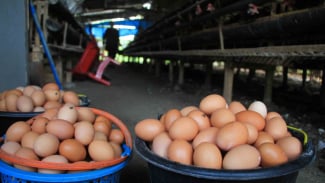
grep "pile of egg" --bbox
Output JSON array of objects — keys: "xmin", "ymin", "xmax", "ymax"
[
  {"xmin": 0, "ymin": 105, "xmax": 125, "ymax": 174},
  {"xmin": 135, "ymin": 94, "xmax": 303, "ymax": 170},
  {"xmin": 0, "ymin": 82, "xmax": 81, "ymax": 112}
]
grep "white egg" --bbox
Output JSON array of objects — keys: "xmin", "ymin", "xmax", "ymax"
[{"xmin": 248, "ymin": 101, "xmax": 267, "ymax": 118}]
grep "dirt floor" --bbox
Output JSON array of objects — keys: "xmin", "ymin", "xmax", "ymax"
[{"xmin": 62, "ymin": 62, "xmax": 325, "ymax": 183}]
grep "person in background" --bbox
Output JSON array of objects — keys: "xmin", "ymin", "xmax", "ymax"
[{"xmin": 103, "ymin": 22, "xmax": 119, "ymax": 59}]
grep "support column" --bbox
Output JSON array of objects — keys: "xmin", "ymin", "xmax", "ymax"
[
  {"xmin": 264, "ymin": 66, "xmax": 275, "ymax": 104},
  {"xmin": 168, "ymin": 61, "xmax": 174, "ymax": 83},
  {"xmin": 223, "ymin": 61, "xmax": 234, "ymax": 103}
]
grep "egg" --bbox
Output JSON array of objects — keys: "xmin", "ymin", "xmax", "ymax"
[
  {"xmin": 23, "ymin": 85, "xmax": 37, "ymax": 97},
  {"xmin": 276, "ymin": 136, "xmax": 302, "ymax": 161},
  {"xmin": 168, "ymin": 116, "xmax": 199, "ymax": 141},
  {"xmin": 41, "ymin": 108, "xmax": 59, "ymax": 120},
  {"xmin": 34, "ymin": 133, "xmax": 60, "ymax": 157},
  {"xmin": 243, "ymin": 122, "xmax": 258, "ymax": 144},
  {"xmin": 215, "ymin": 121, "xmax": 248, "ymax": 151},
  {"xmin": 74, "ymin": 121, "xmax": 95, "ymax": 145},
  {"xmin": 30, "ymin": 90, "xmax": 46, "ymax": 107},
  {"xmin": 6, "ymin": 121, "xmax": 31, "ymax": 142},
  {"xmin": 57, "ymin": 103, "xmax": 78, "ymax": 123},
  {"xmin": 0, "ymin": 98, "xmax": 6, "ymax": 111},
  {"xmin": 1, "ymin": 141, "xmax": 21, "ymax": 155},
  {"xmin": 94, "ymin": 115, "xmax": 111, "ymax": 125},
  {"xmin": 199, "ymin": 94, "xmax": 227, "ymax": 115},
  {"xmin": 33, "ymin": 106, "xmax": 45, "ymax": 112},
  {"xmin": 193, "ymin": 142, "xmax": 222, "ymax": 169},
  {"xmin": 93, "ymin": 120, "xmax": 111, "ymax": 136},
  {"xmin": 93, "ymin": 131, "xmax": 108, "ymax": 141},
  {"xmin": 151, "ymin": 132, "xmax": 172, "ymax": 158},
  {"xmin": 77, "ymin": 107, "xmax": 96, "ymax": 122},
  {"xmin": 31, "ymin": 116, "xmax": 49, "ymax": 134},
  {"xmin": 167, "ymin": 139, "xmax": 193, "ymax": 165},
  {"xmin": 248, "ymin": 101, "xmax": 267, "ymax": 118},
  {"xmin": 5, "ymin": 93, "xmax": 19, "ymax": 112},
  {"xmin": 110, "ymin": 142, "xmax": 123, "ymax": 158},
  {"xmin": 62, "ymin": 91, "xmax": 80, "ymax": 106},
  {"xmin": 14, "ymin": 147, "xmax": 39, "ymax": 172},
  {"xmin": 187, "ymin": 109, "xmax": 210, "ymax": 131},
  {"xmin": 254, "ymin": 131, "xmax": 274, "ymax": 147},
  {"xmin": 265, "ymin": 111, "xmax": 282, "ymax": 121},
  {"xmin": 180, "ymin": 105, "xmax": 199, "ymax": 116},
  {"xmin": 88, "ymin": 140, "xmax": 115, "ymax": 161},
  {"xmin": 135, "ymin": 119, "xmax": 165, "ymax": 141},
  {"xmin": 210, "ymin": 108, "xmax": 236, "ymax": 128},
  {"xmin": 223, "ymin": 144, "xmax": 261, "ymax": 170},
  {"xmin": 46, "ymin": 119, "xmax": 75, "ymax": 140},
  {"xmin": 192, "ymin": 127, "xmax": 218, "ymax": 148},
  {"xmin": 21, "ymin": 131, "xmax": 40, "ymax": 149},
  {"xmin": 38, "ymin": 155, "xmax": 69, "ymax": 174},
  {"xmin": 235, "ymin": 110, "xmax": 266, "ymax": 131},
  {"xmin": 43, "ymin": 101, "xmax": 62, "ymax": 110},
  {"xmin": 44, "ymin": 89, "xmax": 61, "ymax": 101},
  {"xmin": 164, "ymin": 109, "xmax": 182, "ymax": 130},
  {"xmin": 228, "ymin": 101, "xmax": 246, "ymax": 114},
  {"xmin": 264, "ymin": 116, "xmax": 288, "ymax": 140},
  {"xmin": 258, "ymin": 143, "xmax": 288, "ymax": 167},
  {"xmin": 42, "ymin": 82, "xmax": 60, "ymax": 91},
  {"xmin": 16, "ymin": 95, "xmax": 34, "ymax": 112},
  {"xmin": 59, "ymin": 139, "xmax": 87, "ymax": 162},
  {"xmin": 109, "ymin": 129, "xmax": 125, "ymax": 144}
]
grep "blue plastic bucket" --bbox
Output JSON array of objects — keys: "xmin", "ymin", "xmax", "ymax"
[{"xmin": 0, "ymin": 144, "xmax": 131, "ymax": 183}]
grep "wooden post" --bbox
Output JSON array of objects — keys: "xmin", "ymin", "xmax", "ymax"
[{"xmin": 264, "ymin": 66, "xmax": 275, "ymax": 104}]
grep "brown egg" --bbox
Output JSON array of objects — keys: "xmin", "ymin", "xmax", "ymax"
[
  {"xmin": 243, "ymin": 122, "xmax": 258, "ymax": 144},
  {"xmin": 14, "ymin": 147, "xmax": 39, "ymax": 172},
  {"xmin": 93, "ymin": 131, "xmax": 108, "ymax": 141},
  {"xmin": 264, "ymin": 117, "xmax": 288, "ymax": 140},
  {"xmin": 265, "ymin": 111, "xmax": 282, "ymax": 121},
  {"xmin": 5, "ymin": 93, "xmax": 19, "ymax": 112},
  {"xmin": 6, "ymin": 89, "xmax": 23, "ymax": 97},
  {"xmin": 151, "ymin": 132, "xmax": 172, "ymax": 158},
  {"xmin": 223, "ymin": 144, "xmax": 261, "ymax": 170},
  {"xmin": 41, "ymin": 108, "xmax": 59, "ymax": 120},
  {"xmin": 74, "ymin": 121, "xmax": 95, "ymax": 145},
  {"xmin": 199, "ymin": 94, "xmax": 227, "ymax": 115},
  {"xmin": 110, "ymin": 142, "xmax": 123, "ymax": 158},
  {"xmin": 16, "ymin": 95, "xmax": 34, "ymax": 112},
  {"xmin": 59, "ymin": 139, "xmax": 87, "ymax": 162},
  {"xmin": 1, "ymin": 141, "xmax": 21, "ymax": 155},
  {"xmin": 31, "ymin": 90, "xmax": 46, "ymax": 107},
  {"xmin": 77, "ymin": 107, "xmax": 96, "ymax": 122},
  {"xmin": 44, "ymin": 89, "xmax": 61, "ymax": 101},
  {"xmin": 94, "ymin": 115, "xmax": 111, "ymax": 125},
  {"xmin": 187, "ymin": 109, "xmax": 210, "ymax": 131},
  {"xmin": 6, "ymin": 121, "xmax": 31, "ymax": 142},
  {"xmin": 164, "ymin": 109, "xmax": 182, "ymax": 130},
  {"xmin": 258, "ymin": 143, "xmax": 288, "ymax": 168},
  {"xmin": 38, "ymin": 155, "xmax": 69, "ymax": 174},
  {"xmin": 94, "ymin": 120, "xmax": 111, "ymax": 136},
  {"xmin": 62, "ymin": 91, "xmax": 80, "ymax": 106},
  {"xmin": 192, "ymin": 127, "xmax": 219, "ymax": 148},
  {"xmin": 167, "ymin": 139, "xmax": 193, "ymax": 165},
  {"xmin": 42, "ymin": 82, "xmax": 60, "ymax": 91},
  {"xmin": 215, "ymin": 121, "xmax": 248, "ymax": 151},
  {"xmin": 46, "ymin": 119, "xmax": 75, "ymax": 140},
  {"xmin": 235, "ymin": 110, "xmax": 266, "ymax": 131},
  {"xmin": 168, "ymin": 116, "xmax": 199, "ymax": 141},
  {"xmin": 0, "ymin": 99, "xmax": 6, "ymax": 111},
  {"xmin": 228, "ymin": 101, "xmax": 246, "ymax": 114},
  {"xmin": 134, "ymin": 118, "xmax": 165, "ymax": 141},
  {"xmin": 34, "ymin": 133, "xmax": 60, "ymax": 157},
  {"xmin": 193, "ymin": 142, "xmax": 222, "ymax": 169},
  {"xmin": 88, "ymin": 140, "xmax": 115, "ymax": 161},
  {"xmin": 254, "ymin": 131, "xmax": 274, "ymax": 147},
  {"xmin": 31, "ymin": 116, "xmax": 49, "ymax": 134},
  {"xmin": 210, "ymin": 108, "xmax": 236, "ymax": 128},
  {"xmin": 23, "ymin": 85, "xmax": 37, "ymax": 97},
  {"xmin": 180, "ymin": 105, "xmax": 199, "ymax": 116},
  {"xmin": 21, "ymin": 131, "xmax": 40, "ymax": 149},
  {"xmin": 57, "ymin": 103, "xmax": 78, "ymax": 123},
  {"xmin": 33, "ymin": 106, "xmax": 45, "ymax": 112},
  {"xmin": 109, "ymin": 129, "xmax": 124, "ymax": 144},
  {"xmin": 276, "ymin": 136, "xmax": 302, "ymax": 161}
]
